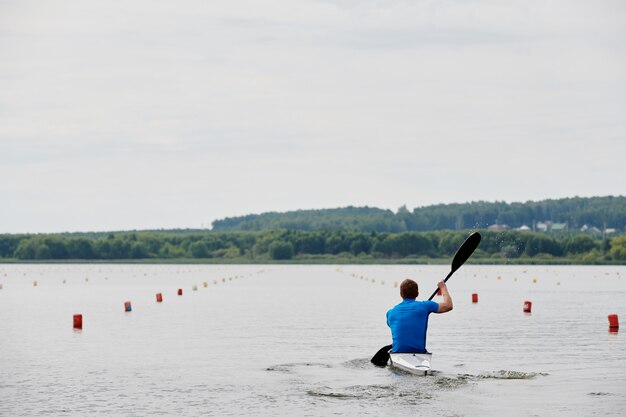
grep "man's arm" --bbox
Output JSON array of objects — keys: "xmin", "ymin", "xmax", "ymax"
[{"xmin": 436, "ymin": 281, "xmax": 453, "ymax": 313}]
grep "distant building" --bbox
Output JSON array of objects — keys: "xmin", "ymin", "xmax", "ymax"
[
  {"xmin": 581, "ymin": 224, "xmax": 601, "ymax": 234},
  {"xmin": 605, "ymin": 228, "xmax": 616, "ymax": 234},
  {"xmin": 517, "ymin": 225, "xmax": 531, "ymax": 232},
  {"xmin": 550, "ymin": 223, "xmax": 568, "ymax": 232},
  {"xmin": 536, "ymin": 222, "xmax": 548, "ymax": 232},
  {"xmin": 488, "ymin": 224, "xmax": 510, "ymax": 232}
]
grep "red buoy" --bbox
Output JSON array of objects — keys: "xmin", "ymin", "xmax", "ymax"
[
  {"xmin": 73, "ymin": 314, "xmax": 83, "ymax": 329},
  {"xmin": 472, "ymin": 293, "xmax": 478, "ymax": 303},
  {"xmin": 608, "ymin": 314, "xmax": 619, "ymax": 331},
  {"xmin": 177, "ymin": 288, "xmax": 183, "ymax": 296},
  {"xmin": 523, "ymin": 301, "xmax": 532, "ymax": 313},
  {"xmin": 156, "ymin": 293, "xmax": 163, "ymax": 302},
  {"xmin": 124, "ymin": 301, "xmax": 132, "ymax": 312}
]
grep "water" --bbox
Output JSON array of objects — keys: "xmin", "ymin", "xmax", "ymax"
[{"xmin": 0, "ymin": 264, "xmax": 624, "ymax": 416}]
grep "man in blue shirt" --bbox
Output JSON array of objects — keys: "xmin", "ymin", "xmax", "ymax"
[{"xmin": 386, "ymin": 279, "xmax": 453, "ymax": 353}]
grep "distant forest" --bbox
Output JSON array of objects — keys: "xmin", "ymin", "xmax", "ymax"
[
  {"xmin": 1, "ymin": 230, "xmax": 626, "ymax": 263},
  {"xmin": 211, "ymin": 196, "xmax": 626, "ymax": 233},
  {"xmin": 1, "ymin": 196, "xmax": 625, "ymax": 263}
]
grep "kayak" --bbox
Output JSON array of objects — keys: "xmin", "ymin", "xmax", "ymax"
[{"xmin": 389, "ymin": 352, "xmax": 432, "ymax": 375}]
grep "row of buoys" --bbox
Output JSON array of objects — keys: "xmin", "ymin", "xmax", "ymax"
[
  {"xmin": 68, "ymin": 270, "xmax": 261, "ymax": 330},
  {"xmin": 341, "ymin": 268, "xmax": 621, "ymax": 333}
]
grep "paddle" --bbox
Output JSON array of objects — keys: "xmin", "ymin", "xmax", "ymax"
[{"xmin": 370, "ymin": 231, "xmax": 482, "ymax": 367}]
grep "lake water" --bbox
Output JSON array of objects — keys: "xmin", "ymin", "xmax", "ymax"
[{"xmin": 0, "ymin": 264, "xmax": 624, "ymax": 416}]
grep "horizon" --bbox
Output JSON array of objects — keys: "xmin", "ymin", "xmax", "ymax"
[
  {"xmin": 1, "ymin": 1, "xmax": 625, "ymax": 234},
  {"xmin": 2, "ymin": 194, "xmax": 622, "ymax": 235}
]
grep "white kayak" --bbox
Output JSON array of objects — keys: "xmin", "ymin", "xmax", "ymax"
[{"xmin": 389, "ymin": 352, "xmax": 432, "ymax": 375}]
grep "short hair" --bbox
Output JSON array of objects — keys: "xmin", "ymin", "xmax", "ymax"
[{"xmin": 400, "ymin": 279, "xmax": 419, "ymax": 299}]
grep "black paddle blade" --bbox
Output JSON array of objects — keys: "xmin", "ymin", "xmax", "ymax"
[
  {"xmin": 427, "ymin": 231, "xmax": 482, "ymax": 301},
  {"xmin": 371, "ymin": 344, "xmax": 392, "ymax": 367},
  {"xmin": 450, "ymin": 232, "xmax": 482, "ymax": 274}
]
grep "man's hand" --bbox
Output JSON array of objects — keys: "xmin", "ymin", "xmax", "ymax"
[{"xmin": 436, "ymin": 280, "xmax": 453, "ymax": 313}]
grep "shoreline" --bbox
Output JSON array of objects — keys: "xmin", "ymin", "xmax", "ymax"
[{"xmin": 0, "ymin": 257, "xmax": 624, "ymax": 266}]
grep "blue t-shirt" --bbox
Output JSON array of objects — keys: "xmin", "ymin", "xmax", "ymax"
[{"xmin": 386, "ymin": 299, "xmax": 439, "ymax": 353}]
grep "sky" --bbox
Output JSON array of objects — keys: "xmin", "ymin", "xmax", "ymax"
[{"xmin": 1, "ymin": 0, "xmax": 625, "ymax": 233}]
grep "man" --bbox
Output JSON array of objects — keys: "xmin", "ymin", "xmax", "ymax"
[{"xmin": 386, "ymin": 279, "xmax": 453, "ymax": 353}]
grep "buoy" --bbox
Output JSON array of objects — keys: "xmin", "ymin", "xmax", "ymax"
[
  {"xmin": 214, "ymin": 280, "xmax": 217, "ymax": 285},
  {"xmin": 532, "ymin": 278, "xmax": 537, "ymax": 283},
  {"xmin": 85, "ymin": 277, "xmax": 89, "ymax": 282},
  {"xmin": 192, "ymin": 285, "xmax": 198, "ymax": 291},
  {"xmin": 608, "ymin": 314, "xmax": 619, "ymax": 330},
  {"xmin": 497, "ymin": 275, "xmax": 501, "ymax": 280},
  {"xmin": 472, "ymin": 293, "xmax": 478, "ymax": 303},
  {"xmin": 523, "ymin": 301, "xmax": 532, "ymax": 313},
  {"xmin": 73, "ymin": 314, "xmax": 83, "ymax": 329},
  {"xmin": 178, "ymin": 289, "xmax": 183, "ymax": 296},
  {"xmin": 222, "ymin": 278, "xmax": 226, "ymax": 283},
  {"xmin": 62, "ymin": 279, "xmax": 66, "ymax": 284},
  {"xmin": 0, "ymin": 283, "xmax": 3, "ymax": 289},
  {"xmin": 203, "ymin": 281, "xmax": 208, "ymax": 288},
  {"xmin": 394, "ymin": 282, "xmax": 398, "ymax": 288},
  {"xmin": 33, "ymin": 280, "xmax": 38, "ymax": 286},
  {"xmin": 371, "ymin": 278, "xmax": 375, "ymax": 283},
  {"xmin": 156, "ymin": 293, "xmax": 163, "ymax": 302},
  {"xmin": 124, "ymin": 301, "xmax": 132, "ymax": 312}
]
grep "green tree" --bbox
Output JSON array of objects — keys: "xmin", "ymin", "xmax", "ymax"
[
  {"xmin": 67, "ymin": 238, "xmax": 95, "ymax": 259},
  {"xmin": 608, "ymin": 236, "xmax": 626, "ymax": 260},
  {"xmin": 268, "ymin": 241, "xmax": 294, "ymax": 260},
  {"xmin": 190, "ymin": 241, "xmax": 209, "ymax": 258}
]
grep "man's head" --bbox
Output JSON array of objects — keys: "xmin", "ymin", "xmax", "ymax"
[{"xmin": 400, "ymin": 279, "xmax": 419, "ymax": 299}]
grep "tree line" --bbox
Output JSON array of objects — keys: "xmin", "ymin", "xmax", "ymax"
[
  {"xmin": 1, "ymin": 230, "xmax": 625, "ymax": 262},
  {"xmin": 210, "ymin": 196, "xmax": 626, "ymax": 232}
]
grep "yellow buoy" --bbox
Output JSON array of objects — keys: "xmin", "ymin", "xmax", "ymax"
[
  {"xmin": 33, "ymin": 280, "xmax": 38, "ymax": 286},
  {"xmin": 203, "ymin": 281, "xmax": 208, "ymax": 288},
  {"xmin": 532, "ymin": 278, "xmax": 537, "ymax": 283}
]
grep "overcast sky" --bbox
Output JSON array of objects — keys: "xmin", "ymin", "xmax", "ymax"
[{"xmin": 1, "ymin": 0, "xmax": 625, "ymax": 233}]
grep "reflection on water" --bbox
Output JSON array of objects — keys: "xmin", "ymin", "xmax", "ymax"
[{"xmin": 0, "ymin": 264, "xmax": 624, "ymax": 416}]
